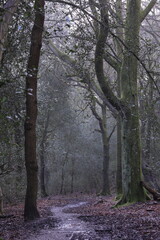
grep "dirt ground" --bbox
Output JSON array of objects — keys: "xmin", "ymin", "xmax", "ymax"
[{"xmin": 0, "ymin": 194, "xmax": 160, "ymax": 240}]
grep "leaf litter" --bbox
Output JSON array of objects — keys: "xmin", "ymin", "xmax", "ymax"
[{"xmin": 0, "ymin": 194, "xmax": 160, "ymax": 239}]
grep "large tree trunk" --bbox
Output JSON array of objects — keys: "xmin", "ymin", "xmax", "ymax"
[
  {"xmin": 0, "ymin": 0, "xmax": 20, "ymax": 63},
  {"xmin": 119, "ymin": 0, "xmax": 146, "ymax": 203},
  {"xmin": 24, "ymin": 0, "xmax": 45, "ymax": 221},
  {"xmin": 115, "ymin": 0, "xmax": 123, "ymax": 197},
  {"xmin": 95, "ymin": 0, "xmax": 154, "ymax": 204}
]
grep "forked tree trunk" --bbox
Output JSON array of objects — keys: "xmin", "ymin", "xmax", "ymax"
[
  {"xmin": 95, "ymin": 0, "xmax": 157, "ymax": 204},
  {"xmin": 24, "ymin": 0, "xmax": 45, "ymax": 220}
]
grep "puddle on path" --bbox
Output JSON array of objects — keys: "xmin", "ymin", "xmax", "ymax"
[{"xmin": 27, "ymin": 202, "xmax": 100, "ymax": 240}]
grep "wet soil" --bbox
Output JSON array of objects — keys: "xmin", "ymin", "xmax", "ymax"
[
  {"xmin": 1, "ymin": 195, "xmax": 160, "ymax": 240},
  {"xmin": 27, "ymin": 201, "xmax": 99, "ymax": 240}
]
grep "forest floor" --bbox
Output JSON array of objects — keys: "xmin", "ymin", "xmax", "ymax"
[{"xmin": 0, "ymin": 194, "xmax": 160, "ymax": 240}]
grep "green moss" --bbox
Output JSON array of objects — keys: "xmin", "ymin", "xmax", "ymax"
[{"xmin": 115, "ymin": 194, "xmax": 123, "ymax": 201}]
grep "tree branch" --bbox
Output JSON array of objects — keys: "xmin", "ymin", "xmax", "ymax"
[
  {"xmin": 45, "ymin": 34, "xmax": 118, "ymax": 117},
  {"xmin": 108, "ymin": 123, "xmax": 116, "ymax": 141},
  {"xmin": 45, "ymin": 0, "xmax": 160, "ymax": 96},
  {"xmin": 104, "ymin": 53, "xmax": 120, "ymax": 72},
  {"xmin": 95, "ymin": 0, "xmax": 124, "ymax": 114},
  {"xmin": 140, "ymin": 0, "xmax": 157, "ymax": 22},
  {"xmin": 89, "ymin": 0, "xmax": 99, "ymax": 38}
]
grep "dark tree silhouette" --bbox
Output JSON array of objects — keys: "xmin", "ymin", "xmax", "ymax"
[{"xmin": 24, "ymin": 0, "xmax": 45, "ymax": 220}]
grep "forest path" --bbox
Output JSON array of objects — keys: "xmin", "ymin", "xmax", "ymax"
[
  {"xmin": 1, "ymin": 195, "xmax": 160, "ymax": 239},
  {"xmin": 27, "ymin": 201, "xmax": 100, "ymax": 240}
]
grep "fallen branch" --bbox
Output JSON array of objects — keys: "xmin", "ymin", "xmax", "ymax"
[
  {"xmin": 140, "ymin": 181, "xmax": 160, "ymax": 201},
  {"xmin": 0, "ymin": 214, "xmax": 14, "ymax": 218}
]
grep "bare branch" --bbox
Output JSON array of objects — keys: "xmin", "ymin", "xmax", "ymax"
[
  {"xmin": 45, "ymin": 33, "xmax": 118, "ymax": 117},
  {"xmin": 140, "ymin": 0, "xmax": 157, "ymax": 22},
  {"xmin": 108, "ymin": 123, "xmax": 116, "ymax": 141}
]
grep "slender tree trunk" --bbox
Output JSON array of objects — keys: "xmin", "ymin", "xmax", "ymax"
[
  {"xmin": 0, "ymin": 186, "xmax": 3, "ymax": 215},
  {"xmin": 60, "ymin": 152, "xmax": 68, "ymax": 194},
  {"xmin": 14, "ymin": 126, "xmax": 24, "ymax": 198},
  {"xmin": 40, "ymin": 110, "xmax": 51, "ymax": 197},
  {"xmin": 144, "ymin": 79, "xmax": 153, "ymax": 164},
  {"xmin": 60, "ymin": 166, "xmax": 65, "ymax": 194},
  {"xmin": 0, "ymin": 0, "xmax": 20, "ymax": 63},
  {"xmin": 99, "ymin": 105, "xmax": 110, "ymax": 195},
  {"xmin": 70, "ymin": 158, "xmax": 75, "ymax": 194},
  {"xmin": 116, "ymin": 116, "xmax": 122, "ymax": 196},
  {"xmin": 40, "ymin": 145, "xmax": 48, "ymax": 197},
  {"xmin": 40, "ymin": 144, "xmax": 48, "ymax": 197},
  {"xmin": 90, "ymin": 101, "xmax": 110, "ymax": 195},
  {"xmin": 24, "ymin": 0, "xmax": 45, "ymax": 220}
]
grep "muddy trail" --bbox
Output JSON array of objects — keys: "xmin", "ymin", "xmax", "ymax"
[
  {"xmin": 28, "ymin": 201, "xmax": 100, "ymax": 240},
  {"xmin": 1, "ymin": 195, "xmax": 160, "ymax": 239}
]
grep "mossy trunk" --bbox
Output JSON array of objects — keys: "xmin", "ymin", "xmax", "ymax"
[
  {"xmin": 119, "ymin": 0, "xmax": 146, "ymax": 203},
  {"xmin": 121, "ymin": 111, "xmax": 145, "ymax": 203},
  {"xmin": 115, "ymin": 0, "xmax": 123, "ymax": 197}
]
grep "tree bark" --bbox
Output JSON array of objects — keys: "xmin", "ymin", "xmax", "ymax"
[
  {"xmin": 40, "ymin": 110, "xmax": 51, "ymax": 197},
  {"xmin": 0, "ymin": 0, "xmax": 20, "ymax": 63},
  {"xmin": 119, "ymin": 0, "xmax": 146, "ymax": 203},
  {"xmin": 24, "ymin": 0, "xmax": 45, "ymax": 221},
  {"xmin": 115, "ymin": 0, "xmax": 123, "ymax": 197},
  {"xmin": 91, "ymin": 101, "xmax": 110, "ymax": 195},
  {"xmin": 99, "ymin": 105, "xmax": 110, "ymax": 195},
  {"xmin": 44, "ymin": 0, "xmax": 157, "ymax": 204},
  {"xmin": 0, "ymin": 186, "xmax": 3, "ymax": 215},
  {"xmin": 141, "ymin": 181, "xmax": 160, "ymax": 201},
  {"xmin": 70, "ymin": 158, "xmax": 75, "ymax": 194},
  {"xmin": 116, "ymin": 116, "xmax": 122, "ymax": 197},
  {"xmin": 60, "ymin": 152, "xmax": 68, "ymax": 194}
]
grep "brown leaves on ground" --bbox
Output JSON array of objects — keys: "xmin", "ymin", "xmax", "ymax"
[
  {"xmin": 0, "ymin": 194, "xmax": 160, "ymax": 240},
  {"xmin": 67, "ymin": 196, "xmax": 160, "ymax": 240}
]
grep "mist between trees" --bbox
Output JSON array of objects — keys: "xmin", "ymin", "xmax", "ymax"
[{"xmin": 0, "ymin": 0, "xmax": 160, "ymax": 220}]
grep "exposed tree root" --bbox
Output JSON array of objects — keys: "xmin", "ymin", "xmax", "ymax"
[{"xmin": 140, "ymin": 181, "xmax": 160, "ymax": 201}]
